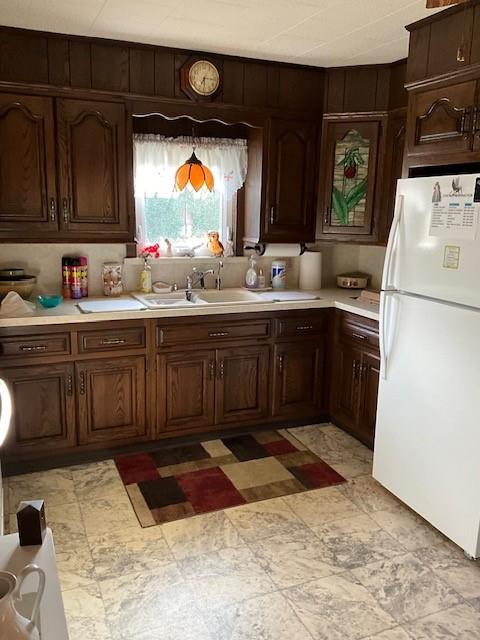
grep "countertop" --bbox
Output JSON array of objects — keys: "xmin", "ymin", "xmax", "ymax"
[{"xmin": 0, "ymin": 288, "xmax": 379, "ymax": 328}]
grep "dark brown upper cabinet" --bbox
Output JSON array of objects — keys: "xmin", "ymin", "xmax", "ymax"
[
  {"xmin": 317, "ymin": 116, "xmax": 383, "ymax": 241},
  {"xmin": 56, "ymin": 99, "xmax": 131, "ymax": 240},
  {"xmin": 262, "ymin": 118, "xmax": 317, "ymax": 243},
  {"xmin": 0, "ymin": 94, "xmax": 58, "ymax": 238}
]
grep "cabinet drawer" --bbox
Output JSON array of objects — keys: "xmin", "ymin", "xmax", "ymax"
[
  {"xmin": 275, "ymin": 314, "xmax": 327, "ymax": 339},
  {"xmin": 0, "ymin": 333, "xmax": 70, "ymax": 358},
  {"xmin": 157, "ymin": 319, "xmax": 270, "ymax": 346},
  {"xmin": 339, "ymin": 318, "xmax": 379, "ymax": 350},
  {"xmin": 77, "ymin": 326, "xmax": 146, "ymax": 353}
]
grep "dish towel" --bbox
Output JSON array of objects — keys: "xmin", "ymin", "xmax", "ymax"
[{"xmin": 0, "ymin": 291, "xmax": 35, "ymax": 317}]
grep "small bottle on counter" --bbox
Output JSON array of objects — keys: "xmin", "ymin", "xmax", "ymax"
[
  {"xmin": 62, "ymin": 257, "xmax": 72, "ymax": 299},
  {"xmin": 140, "ymin": 256, "xmax": 152, "ymax": 293},
  {"xmin": 257, "ymin": 268, "xmax": 266, "ymax": 289},
  {"xmin": 79, "ymin": 256, "xmax": 88, "ymax": 297},
  {"xmin": 70, "ymin": 259, "xmax": 82, "ymax": 299}
]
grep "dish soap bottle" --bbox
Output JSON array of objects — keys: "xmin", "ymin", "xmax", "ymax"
[
  {"xmin": 245, "ymin": 255, "xmax": 258, "ymax": 289},
  {"xmin": 140, "ymin": 257, "xmax": 152, "ymax": 293}
]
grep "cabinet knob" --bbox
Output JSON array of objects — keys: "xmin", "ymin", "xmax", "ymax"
[
  {"xmin": 270, "ymin": 206, "xmax": 276, "ymax": 225},
  {"xmin": 278, "ymin": 354, "xmax": 284, "ymax": 374},
  {"xmin": 49, "ymin": 197, "xmax": 56, "ymax": 222},
  {"xmin": 324, "ymin": 206, "xmax": 330, "ymax": 225},
  {"xmin": 217, "ymin": 360, "xmax": 224, "ymax": 380},
  {"xmin": 66, "ymin": 374, "xmax": 73, "ymax": 396},
  {"xmin": 79, "ymin": 370, "xmax": 86, "ymax": 395},
  {"xmin": 209, "ymin": 361, "xmax": 216, "ymax": 379}
]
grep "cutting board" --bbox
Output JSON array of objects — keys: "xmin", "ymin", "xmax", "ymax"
[{"xmin": 77, "ymin": 299, "xmax": 147, "ymax": 313}]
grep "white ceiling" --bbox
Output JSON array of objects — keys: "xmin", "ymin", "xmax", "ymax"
[{"xmin": 0, "ymin": 0, "xmax": 443, "ymax": 67}]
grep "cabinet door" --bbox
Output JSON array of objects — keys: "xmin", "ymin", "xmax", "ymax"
[
  {"xmin": 76, "ymin": 356, "xmax": 147, "ymax": 445},
  {"xmin": 407, "ymin": 80, "xmax": 477, "ymax": 157},
  {"xmin": 56, "ymin": 99, "xmax": 131, "ymax": 239},
  {"xmin": 319, "ymin": 119, "xmax": 380, "ymax": 238},
  {"xmin": 1, "ymin": 363, "xmax": 76, "ymax": 453},
  {"xmin": 0, "ymin": 94, "xmax": 58, "ymax": 237},
  {"xmin": 272, "ymin": 341, "xmax": 325, "ymax": 419},
  {"xmin": 157, "ymin": 350, "xmax": 215, "ymax": 434},
  {"xmin": 215, "ymin": 345, "xmax": 269, "ymax": 425},
  {"xmin": 358, "ymin": 352, "xmax": 380, "ymax": 450},
  {"xmin": 331, "ymin": 341, "xmax": 363, "ymax": 432},
  {"xmin": 263, "ymin": 118, "xmax": 317, "ymax": 242}
]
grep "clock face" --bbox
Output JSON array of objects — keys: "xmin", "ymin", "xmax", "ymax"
[{"xmin": 188, "ymin": 60, "xmax": 220, "ymax": 97}]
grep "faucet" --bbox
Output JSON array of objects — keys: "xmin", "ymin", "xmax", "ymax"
[
  {"xmin": 215, "ymin": 260, "xmax": 224, "ymax": 291},
  {"xmin": 185, "ymin": 267, "xmax": 214, "ymax": 300}
]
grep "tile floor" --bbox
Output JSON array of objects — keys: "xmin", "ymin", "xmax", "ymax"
[{"xmin": 5, "ymin": 423, "xmax": 480, "ymax": 640}]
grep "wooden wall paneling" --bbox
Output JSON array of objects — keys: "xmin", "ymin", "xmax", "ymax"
[
  {"xmin": 343, "ymin": 67, "xmax": 378, "ymax": 112},
  {"xmin": 222, "ymin": 59, "xmax": 245, "ymax": 105},
  {"xmin": 388, "ymin": 60, "xmax": 407, "ymax": 110},
  {"xmin": 129, "ymin": 47, "xmax": 154, "ymax": 95},
  {"xmin": 174, "ymin": 52, "xmax": 190, "ymax": 99},
  {"xmin": 266, "ymin": 65, "xmax": 280, "ymax": 108},
  {"xmin": 47, "ymin": 38, "xmax": 70, "ymax": 86},
  {"xmin": 0, "ymin": 31, "xmax": 49, "ymax": 84},
  {"xmin": 69, "ymin": 40, "xmax": 92, "ymax": 88},
  {"xmin": 278, "ymin": 67, "xmax": 324, "ymax": 111},
  {"xmin": 375, "ymin": 67, "xmax": 391, "ymax": 111},
  {"xmin": 325, "ymin": 68, "xmax": 345, "ymax": 113},
  {"xmin": 426, "ymin": 6, "xmax": 474, "ymax": 77},
  {"xmin": 406, "ymin": 25, "xmax": 430, "ymax": 82},
  {"xmin": 91, "ymin": 43, "xmax": 129, "ymax": 92},
  {"xmin": 154, "ymin": 50, "xmax": 175, "ymax": 98},
  {"xmin": 244, "ymin": 62, "xmax": 268, "ymax": 107}
]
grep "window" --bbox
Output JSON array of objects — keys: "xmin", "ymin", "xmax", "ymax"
[{"xmin": 133, "ymin": 134, "xmax": 247, "ymax": 256}]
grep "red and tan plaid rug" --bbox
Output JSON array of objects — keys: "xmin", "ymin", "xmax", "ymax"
[{"xmin": 115, "ymin": 429, "xmax": 345, "ymax": 526}]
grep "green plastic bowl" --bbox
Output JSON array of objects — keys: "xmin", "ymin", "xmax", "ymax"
[{"xmin": 37, "ymin": 294, "xmax": 63, "ymax": 308}]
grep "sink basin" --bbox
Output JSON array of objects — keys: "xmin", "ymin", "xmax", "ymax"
[
  {"xmin": 192, "ymin": 289, "xmax": 262, "ymax": 305},
  {"xmin": 131, "ymin": 292, "xmax": 205, "ymax": 308}
]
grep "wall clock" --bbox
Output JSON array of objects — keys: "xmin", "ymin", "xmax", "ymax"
[{"xmin": 180, "ymin": 58, "xmax": 222, "ymax": 101}]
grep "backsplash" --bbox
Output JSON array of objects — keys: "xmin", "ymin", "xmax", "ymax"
[
  {"xmin": 0, "ymin": 244, "xmax": 300, "ymax": 296},
  {"xmin": 315, "ymin": 243, "xmax": 386, "ymax": 290}
]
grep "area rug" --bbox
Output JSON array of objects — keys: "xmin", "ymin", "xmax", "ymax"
[{"xmin": 115, "ymin": 429, "xmax": 346, "ymax": 526}]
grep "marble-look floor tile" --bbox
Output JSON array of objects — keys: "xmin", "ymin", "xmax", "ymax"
[
  {"xmin": 284, "ymin": 486, "xmax": 362, "ymax": 527},
  {"xmin": 88, "ymin": 524, "xmax": 173, "ymax": 580},
  {"xmin": 313, "ymin": 514, "xmax": 406, "ymax": 570},
  {"xmin": 80, "ymin": 493, "xmax": 138, "ymax": 537},
  {"xmin": 204, "ymin": 591, "xmax": 313, "ymax": 640},
  {"xmin": 100, "ymin": 563, "xmax": 197, "ymax": 640},
  {"xmin": 72, "ymin": 460, "xmax": 125, "ymax": 501},
  {"xmin": 225, "ymin": 496, "xmax": 305, "ymax": 541},
  {"xmin": 284, "ymin": 572, "xmax": 396, "ymax": 640},
  {"xmin": 370, "ymin": 506, "xmax": 445, "ymax": 552},
  {"xmin": 162, "ymin": 510, "xmax": 242, "ymax": 560},
  {"xmin": 413, "ymin": 541, "xmax": 480, "ymax": 600},
  {"xmin": 179, "ymin": 546, "xmax": 276, "ymax": 611},
  {"xmin": 404, "ymin": 603, "xmax": 480, "ymax": 639},
  {"xmin": 63, "ymin": 582, "xmax": 112, "ymax": 640},
  {"xmin": 318, "ymin": 446, "xmax": 373, "ymax": 479},
  {"xmin": 352, "ymin": 553, "xmax": 460, "ymax": 624},
  {"xmin": 289, "ymin": 423, "xmax": 361, "ymax": 454},
  {"xmin": 363, "ymin": 628, "xmax": 413, "ymax": 640},
  {"xmin": 249, "ymin": 525, "xmax": 342, "ymax": 588},
  {"xmin": 9, "ymin": 468, "xmax": 76, "ymax": 510},
  {"xmin": 468, "ymin": 597, "xmax": 480, "ymax": 611},
  {"xmin": 338, "ymin": 476, "xmax": 400, "ymax": 513},
  {"xmin": 56, "ymin": 543, "xmax": 96, "ymax": 592},
  {"xmin": 128, "ymin": 617, "xmax": 213, "ymax": 640}
]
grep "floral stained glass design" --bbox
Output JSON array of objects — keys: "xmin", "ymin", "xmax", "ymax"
[{"xmin": 331, "ymin": 129, "xmax": 370, "ymax": 227}]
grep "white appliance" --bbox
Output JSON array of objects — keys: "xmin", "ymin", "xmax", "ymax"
[
  {"xmin": 0, "ymin": 377, "xmax": 12, "ymax": 536},
  {"xmin": 373, "ymin": 173, "xmax": 480, "ymax": 559}
]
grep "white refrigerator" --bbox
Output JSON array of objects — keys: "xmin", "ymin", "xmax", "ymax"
[{"xmin": 373, "ymin": 173, "xmax": 480, "ymax": 559}]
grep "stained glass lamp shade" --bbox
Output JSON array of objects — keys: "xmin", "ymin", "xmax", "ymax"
[{"xmin": 174, "ymin": 149, "xmax": 214, "ymax": 192}]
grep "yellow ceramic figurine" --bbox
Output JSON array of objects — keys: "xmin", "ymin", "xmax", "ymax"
[{"xmin": 207, "ymin": 231, "xmax": 224, "ymax": 257}]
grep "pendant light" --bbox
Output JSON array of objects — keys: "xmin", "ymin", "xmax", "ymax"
[{"xmin": 174, "ymin": 128, "xmax": 214, "ymax": 192}]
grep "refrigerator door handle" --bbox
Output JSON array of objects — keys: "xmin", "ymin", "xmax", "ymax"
[
  {"xmin": 380, "ymin": 292, "xmax": 398, "ymax": 380},
  {"xmin": 382, "ymin": 194, "xmax": 404, "ymax": 291}
]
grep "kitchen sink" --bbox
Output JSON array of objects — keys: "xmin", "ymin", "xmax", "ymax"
[
  {"xmin": 192, "ymin": 289, "xmax": 263, "ymax": 305},
  {"xmin": 131, "ymin": 292, "xmax": 206, "ymax": 308}
]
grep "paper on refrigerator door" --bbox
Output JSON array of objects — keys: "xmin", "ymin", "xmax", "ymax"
[{"xmin": 429, "ymin": 176, "xmax": 479, "ymax": 240}]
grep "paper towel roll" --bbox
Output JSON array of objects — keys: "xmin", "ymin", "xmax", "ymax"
[
  {"xmin": 299, "ymin": 251, "xmax": 322, "ymax": 290},
  {"xmin": 261, "ymin": 243, "xmax": 303, "ymax": 257}
]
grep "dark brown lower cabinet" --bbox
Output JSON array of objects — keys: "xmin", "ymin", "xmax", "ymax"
[
  {"xmin": 215, "ymin": 345, "xmax": 269, "ymax": 424},
  {"xmin": 76, "ymin": 356, "xmax": 147, "ymax": 444},
  {"xmin": 156, "ymin": 350, "xmax": 215, "ymax": 433},
  {"xmin": 272, "ymin": 341, "xmax": 325, "ymax": 420},
  {"xmin": 331, "ymin": 334, "xmax": 380, "ymax": 449},
  {"xmin": 2, "ymin": 362, "xmax": 76, "ymax": 453}
]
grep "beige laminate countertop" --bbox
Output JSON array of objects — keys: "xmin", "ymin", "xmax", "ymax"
[{"xmin": 0, "ymin": 288, "xmax": 379, "ymax": 328}]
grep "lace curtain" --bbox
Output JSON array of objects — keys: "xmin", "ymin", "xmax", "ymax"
[{"xmin": 133, "ymin": 134, "xmax": 248, "ymax": 248}]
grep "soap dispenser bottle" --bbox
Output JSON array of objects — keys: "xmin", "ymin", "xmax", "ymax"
[
  {"xmin": 140, "ymin": 256, "xmax": 152, "ymax": 293},
  {"xmin": 245, "ymin": 255, "xmax": 258, "ymax": 289}
]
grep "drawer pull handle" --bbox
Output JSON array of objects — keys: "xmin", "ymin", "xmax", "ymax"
[
  {"xmin": 19, "ymin": 344, "xmax": 48, "ymax": 352},
  {"xmin": 278, "ymin": 354, "xmax": 284, "ymax": 374},
  {"xmin": 270, "ymin": 206, "xmax": 276, "ymax": 225},
  {"xmin": 209, "ymin": 361, "xmax": 216, "ymax": 379},
  {"xmin": 208, "ymin": 331, "xmax": 229, "ymax": 338},
  {"xmin": 79, "ymin": 370, "xmax": 86, "ymax": 395},
  {"xmin": 100, "ymin": 337, "xmax": 127, "ymax": 346},
  {"xmin": 66, "ymin": 374, "xmax": 73, "ymax": 396},
  {"xmin": 296, "ymin": 325, "xmax": 313, "ymax": 331},
  {"xmin": 62, "ymin": 198, "xmax": 69, "ymax": 223},
  {"xmin": 218, "ymin": 360, "xmax": 224, "ymax": 379},
  {"xmin": 352, "ymin": 332, "xmax": 367, "ymax": 341}
]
